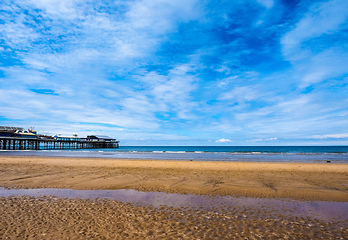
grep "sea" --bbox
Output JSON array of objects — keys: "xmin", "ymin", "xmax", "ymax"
[{"xmin": 1, "ymin": 146, "xmax": 348, "ymax": 163}]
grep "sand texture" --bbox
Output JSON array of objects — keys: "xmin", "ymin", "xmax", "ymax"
[
  {"xmin": 0, "ymin": 156, "xmax": 347, "ymax": 201},
  {"xmin": 1, "ymin": 196, "xmax": 347, "ymax": 239}
]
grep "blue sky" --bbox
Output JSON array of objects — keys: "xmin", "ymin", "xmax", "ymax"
[{"xmin": 0, "ymin": 0, "xmax": 347, "ymax": 146}]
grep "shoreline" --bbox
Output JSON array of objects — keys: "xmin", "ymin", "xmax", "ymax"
[
  {"xmin": 1, "ymin": 156, "xmax": 347, "ymax": 202},
  {"xmin": 1, "ymin": 149, "xmax": 347, "ymax": 164}
]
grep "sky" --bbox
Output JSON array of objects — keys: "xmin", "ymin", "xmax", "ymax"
[{"xmin": 0, "ymin": 0, "xmax": 347, "ymax": 146}]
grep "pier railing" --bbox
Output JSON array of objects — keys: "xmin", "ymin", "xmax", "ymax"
[{"xmin": 0, "ymin": 137, "xmax": 119, "ymax": 150}]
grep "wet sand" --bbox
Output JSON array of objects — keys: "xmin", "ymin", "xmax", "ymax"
[
  {"xmin": 0, "ymin": 156, "xmax": 347, "ymax": 201},
  {"xmin": 1, "ymin": 196, "xmax": 347, "ymax": 239},
  {"xmin": 0, "ymin": 156, "xmax": 347, "ymax": 239}
]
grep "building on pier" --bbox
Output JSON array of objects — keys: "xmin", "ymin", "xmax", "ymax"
[
  {"xmin": 85, "ymin": 135, "xmax": 116, "ymax": 142},
  {"xmin": 54, "ymin": 134, "xmax": 81, "ymax": 141}
]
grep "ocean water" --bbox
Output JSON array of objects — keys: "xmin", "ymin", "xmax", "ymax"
[{"xmin": 1, "ymin": 146, "xmax": 348, "ymax": 163}]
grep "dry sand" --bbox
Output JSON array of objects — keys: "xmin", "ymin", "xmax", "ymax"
[
  {"xmin": 0, "ymin": 156, "xmax": 347, "ymax": 201},
  {"xmin": 0, "ymin": 156, "xmax": 347, "ymax": 239}
]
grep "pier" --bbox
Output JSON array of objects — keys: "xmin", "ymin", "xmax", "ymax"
[
  {"xmin": 0, "ymin": 126, "xmax": 120, "ymax": 150},
  {"xmin": 0, "ymin": 137, "xmax": 119, "ymax": 150}
]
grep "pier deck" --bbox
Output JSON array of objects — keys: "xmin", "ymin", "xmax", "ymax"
[{"xmin": 0, "ymin": 137, "xmax": 119, "ymax": 150}]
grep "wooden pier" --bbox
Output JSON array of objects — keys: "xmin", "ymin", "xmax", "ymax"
[{"xmin": 0, "ymin": 137, "xmax": 119, "ymax": 150}]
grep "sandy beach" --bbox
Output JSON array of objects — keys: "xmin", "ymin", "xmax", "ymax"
[
  {"xmin": 0, "ymin": 156, "xmax": 347, "ymax": 201},
  {"xmin": 0, "ymin": 156, "xmax": 347, "ymax": 239}
]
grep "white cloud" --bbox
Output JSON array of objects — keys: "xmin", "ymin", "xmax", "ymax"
[
  {"xmin": 265, "ymin": 137, "xmax": 277, "ymax": 141},
  {"xmin": 215, "ymin": 138, "xmax": 232, "ymax": 143}
]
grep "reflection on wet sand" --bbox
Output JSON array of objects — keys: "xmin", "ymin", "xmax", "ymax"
[
  {"xmin": 0, "ymin": 194, "xmax": 347, "ymax": 239},
  {"xmin": 0, "ymin": 187, "xmax": 347, "ymax": 222}
]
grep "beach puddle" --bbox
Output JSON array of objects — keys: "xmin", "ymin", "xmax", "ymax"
[{"xmin": 0, "ymin": 187, "xmax": 346, "ymax": 222}]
